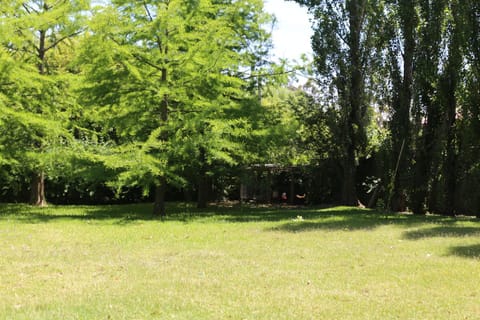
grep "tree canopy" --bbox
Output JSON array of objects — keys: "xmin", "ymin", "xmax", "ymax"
[{"xmin": 1, "ymin": 0, "xmax": 480, "ymax": 217}]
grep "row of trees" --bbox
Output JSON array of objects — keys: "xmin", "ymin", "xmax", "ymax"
[
  {"xmin": 1, "ymin": 0, "xmax": 480, "ymax": 217},
  {"xmin": 295, "ymin": 0, "xmax": 480, "ymax": 216},
  {"xmin": 0, "ymin": 0, "xmax": 301, "ymax": 215}
]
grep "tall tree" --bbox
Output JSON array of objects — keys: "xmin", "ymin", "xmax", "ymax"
[
  {"xmin": 295, "ymin": 0, "xmax": 377, "ymax": 205},
  {"xmin": 79, "ymin": 0, "xmax": 272, "ymax": 215},
  {"xmin": 437, "ymin": 0, "xmax": 466, "ymax": 215},
  {"xmin": 381, "ymin": 0, "xmax": 417, "ymax": 211},
  {"xmin": 434, "ymin": 0, "xmax": 480, "ymax": 216},
  {"xmin": 0, "ymin": 0, "xmax": 89, "ymax": 205},
  {"xmin": 408, "ymin": 0, "xmax": 447, "ymax": 214}
]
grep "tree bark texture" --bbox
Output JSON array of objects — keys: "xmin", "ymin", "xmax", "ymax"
[
  {"xmin": 153, "ymin": 178, "xmax": 167, "ymax": 217},
  {"xmin": 29, "ymin": 171, "xmax": 47, "ymax": 206}
]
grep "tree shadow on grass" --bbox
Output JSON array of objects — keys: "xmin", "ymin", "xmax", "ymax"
[
  {"xmin": 214, "ymin": 205, "xmax": 342, "ymax": 223},
  {"xmin": 0, "ymin": 202, "xmax": 297, "ymax": 224},
  {"xmin": 447, "ymin": 244, "xmax": 480, "ymax": 259},
  {"xmin": 0, "ymin": 203, "xmax": 471, "ymax": 232},
  {"xmin": 268, "ymin": 209, "xmax": 458, "ymax": 232},
  {"xmin": 401, "ymin": 223, "xmax": 480, "ymax": 260},
  {"xmin": 273, "ymin": 216, "xmax": 395, "ymax": 232},
  {"xmin": 0, "ymin": 203, "xmax": 159, "ymax": 224},
  {"xmin": 402, "ymin": 226, "xmax": 480, "ymax": 240},
  {"xmin": 215, "ymin": 205, "xmax": 430, "ymax": 227},
  {"xmin": 0, "ymin": 203, "xmax": 369, "ymax": 225}
]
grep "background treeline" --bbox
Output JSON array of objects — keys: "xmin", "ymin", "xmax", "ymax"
[
  {"xmin": 1, "ymin": 0, "xmax": 479, "ymax": 217},
  {"xmin": 296, "ymin": 0, "xmax": 480, "ymax": 216}
]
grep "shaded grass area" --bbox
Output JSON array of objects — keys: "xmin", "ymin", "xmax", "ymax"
[
  {"xmin": 0, "ymin": 202, "xmax": 463, "ymax": 225},
  {"xmin": 448, "ymin": 244, "xmax": 480, "ymax": 258},
  {"xmin": 1, "ymin": 203, "xmax": 480, "ymax": 319},
  {"xmin": 403, "ymin": 226, "xmax": 480, "ymax": 239}
]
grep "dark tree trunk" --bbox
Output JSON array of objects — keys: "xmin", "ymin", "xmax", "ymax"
[
  {"xmin": 410, "ymin": 144, "xmax": 427, "ymax": 214},
  {"xmin": 341, "ymin": 145, "xmax": 358, "ymax": 206},
  {"xmin": 441, "ymin": 74, "xmax": 458, "ymax": 216},
  {"xmin": 197, "ymin": 174, "xmax": 209, "ymax": 209},
  {"xmin": 441, "ymin": 1, "xmax": 462, "ymax": 216},
  {"xmin": 410, "ymin": 1, "xmax": 447, "ymax": 214},
  {"xmin": 30, "ymin": 172, "xmax": 47, "ymax": 206},
  {"xmin": 443, "ymin": 137, "xmax": 456, "ymax": 216},
  {"xmin": 197, "ymin": 147, "xmax": 211, "ymax": 209},
  {"xmin": 340, "ymin": 0, "xmax": 366, "ymax": 206},
  {"xmin": 389, "ymin": 140, "xmax": 407, "ymax": 212},
  {"xmin": 153, "ymin": 178, "xmax": 167, "ymax": 217},
  {"xmin": 427, "ymin": 168, "xmax": 442, "ymax": 213},
  {"xmin": 30, "ymin": 25, "xmax": 48, "ymax": 208},
  {"xmin": 411, "ymin": 96, "xmax": 440, "ymax": 215},
  {"xmin": 153, "ymin": 66, "xmax": 169, "ymax": 217},
  {"xmin": 389, "ymin": 0, "xmax": 416, "ymax": 212}
]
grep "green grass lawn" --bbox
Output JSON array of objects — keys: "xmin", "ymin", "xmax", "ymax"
[{"xmin": 1, "ymin": 203, "xmax": 479, "ymax": 319}]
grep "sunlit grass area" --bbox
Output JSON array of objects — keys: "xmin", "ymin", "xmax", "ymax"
[{"xmin": 1, "ymin": 203, "xmax": 479, "ymax": 319}]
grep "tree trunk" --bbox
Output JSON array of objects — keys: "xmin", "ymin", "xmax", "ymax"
[
  {"xmin": 30, "ymin": 171, "xmax": 47, "ymax": 206},
  {"xmin": 443, "ymin": 134, "xmax": 456, "ymax": 216},
  {"xmin": 197, "ymin": 174, "xmax": 209, "ymax": 209},
  {"xmin": 340, "ymin": 0, "xmax": 366, "ymax": 206},
  {"xmin": 410, "ymin": 147, "xmax": 427, "ymax": 215},
  {"xmin": 196, "ymin": 144, "xmax": 209, "ymax": 209},
  {"xmin": 389, "ymin": 140, "xmax": 407, "ymax": 212},
  {"xmin": 153, "ymin": 65, "xmax": 169, "ymax": 216},
  {"xmin": 441, "ymin": 1, "xmax": 462, "ymax": 216},
  {"xmin": 410, "ymin": 0, "xmax": 448, "ymax": 214},
  {"xmin": 30, "ymin": 26, "xmax": 48, "ymax": 208},
  {"xmin": 390, "ymin": 0, "xmax": 416, "ymax": 212},
  {"xmin": 153, "ymin": 178, "xmax": 167, "ymax": 217},
  {"xmin": 341, "ymin": 145, "xmax": 358, "ymax": 206}
]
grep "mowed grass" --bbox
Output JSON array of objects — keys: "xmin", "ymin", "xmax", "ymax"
[{"xmin": 1, "ymin": 203, "xmax": 480, "ymax": 319}]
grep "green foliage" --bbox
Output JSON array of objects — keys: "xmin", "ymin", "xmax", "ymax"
[
  {"xmin": 0, "ymin": 0, "xmax": 90, "ymax": 203},
  {"xmin": 256, "ymin": 86, "xmax": 303, "ymax": 165},
  {"xmin": 77, "ymin": 0, "xmax": 274, "ymax": 202},
  {"xmin": 293, "ymin": 0, "xmax": 480, "ymax": 214},
  {"xmin": 1, "ymin": 0, "xmax": 480, "ymax": 215}
]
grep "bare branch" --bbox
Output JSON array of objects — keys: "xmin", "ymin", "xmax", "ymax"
[
  {"xmin": 240, "ymin": 69, "xmax": 297, "ymax": 80},
  {"xmin": 22, "ymin": 3, "xmax": 34, "ymax": 14},
  {"xmin": 44, "ymin": 29, "xmax": 85, "ymax": 52},
  {"xmin": 143, "ymin": 1, "xmax": 154, "ymax": 21},
  {"xmin": 132, "ymin": 53, "xmax": 164, "ymax": 72}
]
